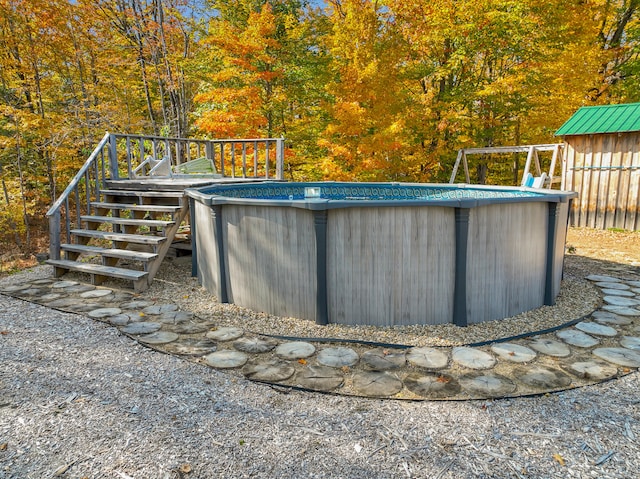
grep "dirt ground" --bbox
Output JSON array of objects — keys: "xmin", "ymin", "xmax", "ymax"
[{"xmin": 566, "ymin": 227, "xmax": 640, "ymax": 267}]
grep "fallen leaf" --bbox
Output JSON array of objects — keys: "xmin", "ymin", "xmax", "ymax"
[
  {"xmin": 139, "ymin": 312, "xmax": 145, "ymax": 317},
  {"xmin": 436, "ymin": 375, "xmax": 450, "ymax": 383},
  {"xmin": 297, "ymin": 358, "xmax": 307, "ymax": 365},
  {"xmin": 0, "ymin": 443, "xmax": 7, "ymax": 451},
  {"xmin": 341, "ymin": 366, "xmax": 350, "ymax": 373},
  {"xmin": 553, "ymin": 453, "xmax": 565, "ymax": 466},
  {"xmin": 179, "ymin": 463, "xmax": 192, "ymax": 474},
  {"xmin": 0, "ymin": 330, "xmax": 9, "ymax": 335}
]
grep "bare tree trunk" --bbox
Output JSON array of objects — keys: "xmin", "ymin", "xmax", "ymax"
[
  {"xmin": 1, "ymin": 173, "xmax": 22, "ymax": 247},
  {"xmin": 15, "ymin": 133, "xmax": 30, "ymax": 248}
]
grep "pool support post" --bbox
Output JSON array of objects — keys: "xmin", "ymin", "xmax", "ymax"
[
  {"xmin": 189, "ymin": 196, "xmax": 198, "ymax": 278},
  {"xmin": 453, "ymin": 208, "xmax": 470, "ymax": 327},
  {"xmin": 211, "ymin": 205, "xmax": 229, "ymax": 303},
  {"xmin": 313, "ymin": 210, "xmax": 329, "ymax": 325}
]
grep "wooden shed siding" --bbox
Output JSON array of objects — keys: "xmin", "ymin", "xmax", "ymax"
[
  {"xmin": 465, "ymin": 203, "xmax": 548, "ymax": 324},
  {"xmin": 222, "ymin": 205, "xmax": 317, "ymax": 320},
  {"xmin": 326, "ymin": 207, "xmax": 455, "ymax": 326},
  {"xmin": 564, "ymin": 132, "xmax": 640, "ymax": 230}
]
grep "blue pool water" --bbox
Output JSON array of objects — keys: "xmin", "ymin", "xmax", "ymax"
[{"xmin": 197, "ymin": 182, "xmax": 545, "ymax": 202}]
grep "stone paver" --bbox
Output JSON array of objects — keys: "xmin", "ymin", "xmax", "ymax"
[
  {"xmin": 243, "ymin": 359, "xmax": 296, "ymax": 382},
  {"xmin": 556, "ymin": 329, "xmax": 600, "ymax": 347},
  {"xmin": 490, "ymin": 343, "xmax": 537, "ymax": 363},
  {"xmin": 275, "ymin": 341, "xmax": 316, "ymax": 360},
  {"xmin": 352, "ymin": 371, "xmax": 403, "ymax": 397},
  {"xmin": 317, "ymin": 347, "xmax": 359, "ymax": 368},
  {"xmin": 361, "ymin": 348, "xmax": 407, "ymax": 370},
  {"xmin": 204, "ymin": 350, "xmax": 248, "ymax": 369},
  {"xmin": 406, "ymin": 347, "xmax": 448, "ymax": 369},
  {"xmin": 3, "ymin": 272, "xmax": 640, "ymax": 401},
  {"xmin": 528, "ymin": 338, "xmax": 571, "ymax": 357},
  {"xmin": 574, "ymin": 321, "xmax": 618, "ymax": 337},
  {"xmin": 452, "ymin": 347, "xmax": 496, "ymax": 369}
]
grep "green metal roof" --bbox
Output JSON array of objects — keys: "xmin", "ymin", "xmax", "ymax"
[{"xmin": 555, "ymin": 102, "xmax": 640, "ymax": 136}]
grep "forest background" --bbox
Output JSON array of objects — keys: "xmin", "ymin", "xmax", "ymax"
[{"xmin": 1, "ymin": 0, "xmax": 639, "ymax": 264}]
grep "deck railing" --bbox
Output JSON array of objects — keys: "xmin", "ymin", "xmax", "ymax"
[
  {"xmin": 46, "ymin": 132, "xmax": 285, "ymax": 262},
  {"xmin": 109, "ymin": 133, "xmax": 285, "ymax": 180}
]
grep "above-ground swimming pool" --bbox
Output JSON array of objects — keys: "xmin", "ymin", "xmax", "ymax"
[{"xmin": 186, "ymin": 182, "xmax": 577, "ymax": 327}]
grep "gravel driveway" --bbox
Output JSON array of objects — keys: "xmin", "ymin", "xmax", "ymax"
[
  {"xmin": 2, "ymin": 226, "xmax": 640, "ymax": 478},
  {"xmin": 1, "ymin": 286, "xmax": 639, "ymax": 478}
]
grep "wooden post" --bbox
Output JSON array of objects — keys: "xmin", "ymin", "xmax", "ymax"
[
  {"xmin": 463, "ymin": 151, "xmax": 470, "ymax": 183},
  {"xmin": 265, "ymin": 141, "xmax": 270, "ymax": 179},
  {"xmin": 276, "ymin": 138, "xmax": 285, "ymax": 180},
  {"xmin": 220, "ymin": 142, "xmax": 225, "ymax": 177},
  {"xmin": 450, "ymin": 149, "xmax": 464, "ymax": 183},
  {"xmin": 49, "ymin": 211, "xmax": 61, "ymax": 261},
  {"xmin": 108, "ymin": 133, "xmax": 119, "ymax": 180},
  {"xmin": 521, "ymin": 146, "xmax": 535, "ymax": 185}
]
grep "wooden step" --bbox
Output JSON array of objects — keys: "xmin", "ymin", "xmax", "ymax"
[
  {"xmin": 81, "ymin": 215, "xmax": 175, "ymax": 229},
  {"xmin": 100, "ymin": 189, "xmax": 185, "ymax": 198},
  {"xmin": 47, "ymin": 259, "xmax": 148, "ymax": 282},
  {"xmin": 61, "ymin": 244, "xmax": 158, "ymax": 262},
  {"xmin": 91, "ymin": 202, "xmax": 182, "ymax": 214},
  {"xmin": 70, "ymin": 229, "xmax": 166, "ymax": 245}
]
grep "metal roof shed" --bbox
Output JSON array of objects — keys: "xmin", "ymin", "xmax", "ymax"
[{"xmin": 556, "ymin": 103, "xmax": 640, "ymax": 231}]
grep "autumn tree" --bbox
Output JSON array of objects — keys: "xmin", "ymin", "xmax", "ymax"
[
  {"xmin": 194, "ymin": 0, "xmax": 331, "ymax": 179},
  {"xmin": 318, "ymin": 0, "xmax": 428, "ymax": 181}
]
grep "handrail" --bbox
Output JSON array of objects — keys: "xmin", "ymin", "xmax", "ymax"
[{"xmin": 46, "ymin": 132, "xmax": 111, "ymax": 217}]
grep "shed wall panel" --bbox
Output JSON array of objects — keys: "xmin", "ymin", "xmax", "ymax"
[{"xmin": 564, "ymin": 132, "xmax": 640, "ymax": 230}]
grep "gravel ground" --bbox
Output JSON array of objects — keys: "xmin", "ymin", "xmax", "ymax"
[{"xmin": 1, "ymin": 228, "xmax": 640, "ymax": 478}]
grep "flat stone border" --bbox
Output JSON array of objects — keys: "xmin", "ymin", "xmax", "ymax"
[{"xmin": 2, "ymin": 272, "xmax": 640, "ymax": 400}]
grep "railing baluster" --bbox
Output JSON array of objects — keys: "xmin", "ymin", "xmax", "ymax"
[
  {"xmin": 205, "ymin": 141, "xmax": 214, "ymax": 172},
  {"xmin": 138, "ymin": 137, "xmax": 145, "ymax": 177},
  {"xmin": 84, "ymin": 170, "xmax": 90, "ymax": 214},
  {"xmin": 242, "ymin": 143, "xmax": 247, "ymax": 178},
  {"xmin": 276, "ymin": 138, "xmax": 284, "ymax": 180},
  {"xmin": 265, "ymin": 140, "xmax": 270, "ymax": 179},
  {"xmin": 176, "ymin": 140, "xmax": 182, "ymax": 167},
  {"xmin": 95, "ymin": 151, "xmax": 101, "ymax": 197},
  {"xmin": 75, "ymin": 184, "xmax": 81, "ymax": 230},
  {"xmin": 254, "ymin": 141, "xmax": 258, "ymax": 177},
  {"xmin": 231, "ymin": 142, "xmax": 236, "ymax": 178},
  {"xmin": 64, "ymin": 197, "xmax": 71, "ymax": 244},
  {"xmin": 220, "ymin": 142, "xmax": 225, "ymax": 176},
  {"xmin": 126, "ymin": 137, "xmax": 133, "ymax": 178}
]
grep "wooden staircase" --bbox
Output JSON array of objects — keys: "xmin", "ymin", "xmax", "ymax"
[{"xmin": 47, "ymin": 185, "xmax": 189, "ymax": 292}]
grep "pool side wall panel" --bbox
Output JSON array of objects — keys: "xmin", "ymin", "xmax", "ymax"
[
  {"xmin": 465, "ymin": 202, "xmax": 548, "ymax": 324},
  {"xmin": 193, "ymin": 201, "xmax": 220, "ymax": 295},
  {"xmin": 326, "ymin": 207, "xmax": 455, "ymax": 326},
  {"xmin": 188, "ymin": 183, "xmax": 577, "ymax": 327},
  {"xmin": 222, "ymin": 205, "xmax": 317, "ymax": 321}
]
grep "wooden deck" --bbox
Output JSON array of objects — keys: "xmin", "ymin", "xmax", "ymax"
[{"xmin": 105, "ymin": 176, "xmax": 274, "ymax": 192}]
